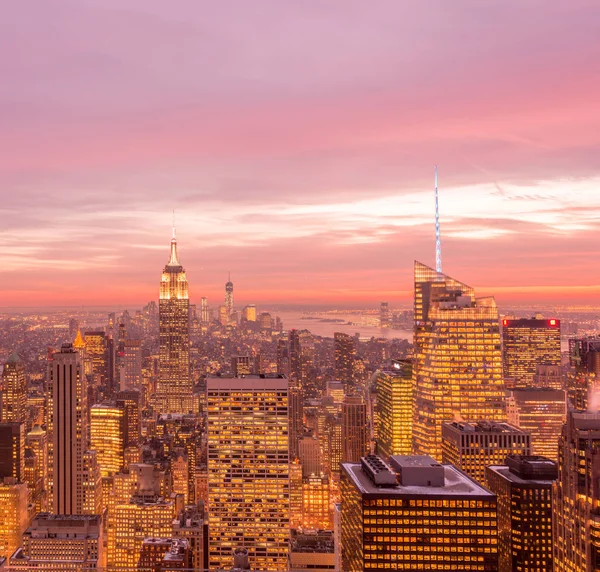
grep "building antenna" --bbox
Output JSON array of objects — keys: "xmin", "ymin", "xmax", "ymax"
[
  {"xmin": 172, "ymin": 209, "xmax": 176, "ymax": 240},
  {"xmin": 435, "ymin": 165, "xmax": 442, "ymax": 274}
]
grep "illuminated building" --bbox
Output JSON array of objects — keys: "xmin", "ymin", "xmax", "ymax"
[
  {"xmin": 441, "ymin": 421, "xmax": 530, "ymax": 486},
  {"xmin": 10, "ymin": 513, "xmax": 103, "ymax": 571},
  {"xmin": 553, "ymin": 410, "xmax": 600, "ymax": 571},
  {"xmin": 380, "ymin": 301, "xmax": 391, "ymax": 327},
  {"xmin": 302, "ymin": 473, "xmax": 333, "ymax": 530},
  {"xmin": 320, "ymin": 412, "xmax": 342, "ymax": 478},
  {"xmin": 82, "ymin": 450, "xmax": 102, "ymax": 515},
  {"xmin": 138, "ymin": 537, "xmax": 191, "ymax": 571},
  {"xmin": 170, "ymin": 448, "xmax": 188, "ymax": 503},
  {"xmin": 116, "ymin": 389, "xmax": 142, "ymax": 447},
  {"xmin": 486, "ymin": 455, "xmax": 557, "ymax": 572},
  {"xmin": 413, "ymin": 261, "xmax": 505, "ymax": 460},
  {"xmin": 231, "ymin": 354, "xmax": 260, "ymax": 375},
  {"xmin": 342, "ymin": 395, "xmax": 368, "ymax": 463},
  {"xmin": 242, "ymin": 304, "xmax": 257, "ymax": 322},
  {"xmin": 290, "ymin": 330, "xmax": 317, "ymax": 398},
  {"xmin": 90, "ymin": 403, "xmax": 124, "ymax": 477},
  {"xmin": 376, "ymin": 363, "xmax": 413, "ymax": 459},
  {"xmin": 299, "ymin": 436, "xmax": 322, "ymax": 478},
  {"xmin": 289, "ymin": 530, "xmax": 335, "ymax": 572},
  {"xmin": 200, "ymin": 297, "xmax": 209, "ymax": 323},
  {"xmin": 502, "ymin": 317, "xmax": 561, "ymax": 388},
  {"xmin": 0, "ymin": 479, "xmax": 28, "ymax": 562},
  {"xmin": 1, "ymin": 353, "xmax": 27, "ymax": 423},
  {"xmin": 157, "ymin": 228, "xmax": 191, "ymax": 414},
  {"xmin": 206, "ymin": 374, "xmax": 290, "ymax": 571},
  {"xmin": 507, "ymin": 387, "xmax": 566, "ymax": 461},
  {"xmin": 568, "ymin": 337, "xmax": 600, "ymax": 410},
  {"xmin": 533, "ymin": 364, "xmax": 563, "ymax": 389},
  {"xmin": 289, "ymin": 459, "xmax": 303, "ymax": 529},
  {"xmin": 84, "ymin": 330, "xmax": 114, "ymax": 389},
  {"xmin": 218, "ymin": 304, "xmax": 229, "ymax": 326},
  {"xmin": 172, "ymin": 505, "xmax": 206, "ymax": 572},
  {"xmin": 289, "ymin": 378, "xmax": 304, "ymax": 460},
  {"xmin": 341, "ymin": 454, "xmax": 499, "ymax": 571},
  {"xmin": 259, "ymin": 312, "xmax": 272, "ymax": 330},
  {"xmin": 326, "ymin": 380, "xmax": 345, "ymax": 405},
  {"xmin": 108, "ymin": 497, "xmax": 176, "ymax": 569},
  {"xmin": 334, "ymin": 332, "xmax": 357, "ymax": 390},
  {"xmin": 225, "ymin": 273, "xmax": 234, "ymax": 318},
  {"xmin": 121, "ymin": 339, "xmax": 142, "ymax": 392},
  {"xmin": 0, "ymin": 422, "xmax": 24, "ymax": 481},
  {"xmin": 47, "ymin": 344, "xmax": 89, "ymax": 515},
  {"xmin": 276, "ymin": 339, "xmax": 290, "ymax": 377},
  {"xmin": 25, "ymin": 424, "xmax": 47, "ymax": 511}
]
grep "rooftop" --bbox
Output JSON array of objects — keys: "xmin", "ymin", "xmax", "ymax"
[{"xmin": 443, "ymin": 420, "xmax": 527, "ymax": 434}]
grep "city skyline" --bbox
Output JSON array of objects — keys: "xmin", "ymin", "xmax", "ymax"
[{"xmin": 2, "ymin": 1, "xmax": 600, "ymax": 307}]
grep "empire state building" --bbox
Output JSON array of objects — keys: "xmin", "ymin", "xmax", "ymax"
[{"xmin": 157, "ymin": 229, "xmax": 192, "ymax": 413}]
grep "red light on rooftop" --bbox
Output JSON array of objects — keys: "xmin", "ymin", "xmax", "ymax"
[
  {"xmin": 502, "ymin": 319, "xmax": 508, "ymax": 326},
  {"xmin": 549, "ymin": 319, "xmax": 557, "ymax": 326}
]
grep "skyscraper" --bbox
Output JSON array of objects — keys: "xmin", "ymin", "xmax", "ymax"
[
  {"xmin": 0, "ymin": 480, "xmax": 29, "ymax": 562},
  {"xmin": 379, "ymin": 301, "xmax": 391, "ymax": 327},
  {"xmin": 288, "ymin": 378, "xmax": 304, "ymax": 460},
  {"xmin": 334, "ymin": 332, "xmax": 357, "ymax": 390},
  {"xmin": 1, "ymin": 353, "xmax": 27, "ymax": 423},
  {"xmin": 502, "ymin": 317, "xmax": 561, "ymax": 388},
  {"xmin": 90, "ymin": 403, "xmax": 124, "ymax": 477},
  {"xmin": 120, "ymin": 339, "xmax": 142, "ymax": 392},
  {"xmin": 206, "ymin": 374, "xmax": 290, "ymax": 571},
  {"xmin": 376, "ymin": 362, "xmax": 413, "ymax": 459},
  {"xmin": 225, "ymin": 272, "xmax": 234, "ymax": 318},
  {"xmin": 0, "ymin": 422, "xmax": 25, "ymax": 481},
  {"xmin": 487, "ymin": 455, "xmax": 557, "ymax": 572},
  {"xmin": 157, "ymin": 228, "xmax": 191, "ymax": 414},
  {"xmin": 47, "ymin": 344, "xmax": 89, "ymax": 515},
  {"xmin": 553, "ymin": 410, "xmax": 600, "ymax": 571},
  {"xmin": 413, "ymin": 261, "xmax": 505, "ymax": 460},
  {"xmin": 342, "ymin": 395, "xmax": 369, "ymax": 462}
]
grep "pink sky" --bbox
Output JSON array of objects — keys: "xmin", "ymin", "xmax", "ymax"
[{"xmin": 1, "ymin": 1, "xmax": 600, "ymax": 308}]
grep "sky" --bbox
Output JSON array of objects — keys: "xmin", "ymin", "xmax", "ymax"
[{"xmin": 1, "ymin": 0, "xmax": 600, "ymax": 308}]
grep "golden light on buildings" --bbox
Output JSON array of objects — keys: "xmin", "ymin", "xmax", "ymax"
[{"xmin": 90, "ymin": 404, "xmax": 124, "ymax": 477}]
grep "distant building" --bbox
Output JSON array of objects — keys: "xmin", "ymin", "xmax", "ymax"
[
  {"xmin": 487, "ymin": 456, "xmax": 557, "ymax": 572},
  {"xmin": 225, "ymin": 274, "xmax": 234, "ymax": 318},
  {"xmin": 1, "ymin": 353, "xmax": 27, "ymax": 423},
  {"xmin": 231, "ymin": 354, "xmax": 260, "ymax": 376},
  {"xmin": 242, "ymin": 304, "xmax": 257, "ymax": 322},
  {"xmin": 507, "ymin": 387, "xmax": 566, "ymax": 461},
  {"xmin": 553, "ymin": 410, "xmax": 600, "ymax": 571},
  {"xmin": 376, "ymin": 363, "xmax": 413, "ymax": 458},
  {"xmin": 9, "ymin": 514, "xmax": 104, "ymax": 571},
  {"xmin": 441, "ymin": 421, "xmax": 531, "ymax": 486},
  {"xmin": 334, "ymin": 333, "xmax": 356, "ymax": 390},
  {"xmin": 341, "ymin": 454, "xmax": 498, "ymax": 571},
  {"xmin": 0, "ymin": 423, "xmax": 25, "ymax": 481},
  {"xmin": 379, "ymin": 302, "xmax": 391, "ymax": 328},
  {"xmin": 121, "ymin": 339, "xmax": 142, "ymax": 392},
  {"xmin": 413, "ymin": 262, "xmax": 505, "ymax": 460},
  {"xmin": 502, "ymin": 317, "xmax": 561, "ymax": 388},
  {"xmin": 342, "ymin": 395, "xmax": 368, "ymax": 463}
]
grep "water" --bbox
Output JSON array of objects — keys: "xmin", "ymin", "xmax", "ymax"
[{"xmin": 270, "ymin": 310, "xmax": 413, "ymax": 341}]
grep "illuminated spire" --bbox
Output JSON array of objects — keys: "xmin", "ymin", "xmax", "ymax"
[
  {"xmin": 435, "ymin": 165, "xmax": 442, "ymax": 274},
  {"xmin": 73, "ymin": 329, "xmax": 85, "ymax": 349},
  {"xmin": 168, "ymin": 216, "xmax": 181, "ymax": 267}
]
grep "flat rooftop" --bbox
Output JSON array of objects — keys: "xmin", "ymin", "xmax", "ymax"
[
  {"xmin": 342, "ymin": 462, "xmax": 494, "ymax": 498},
  {"xmin": 443, "ymin": 420, "xmax": 526, "ymax": 434},
  {"xmin": 487, "ymin": 465, "xmax": 556, "ymax": 486}
]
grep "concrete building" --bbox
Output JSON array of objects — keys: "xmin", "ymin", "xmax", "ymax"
[
  {"xmin": 342, "ymin": 395, "xmax": 368, "ymax": 463},
  {"xmin": 289, "ymin": 530, "xmax": 335, "ymax": 572}
]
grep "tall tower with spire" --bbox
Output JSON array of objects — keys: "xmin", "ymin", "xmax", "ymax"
[
  {"xmin": 157, "ymin": 227, "xmax": 191, "ymax": 414},
  {"xmin": 225, "ymin": 272, "xmax": 234, "ymax": 319}
]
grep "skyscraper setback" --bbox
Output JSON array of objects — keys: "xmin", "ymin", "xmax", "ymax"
[
  {"xmin": 157, "ymin": 229, "xmax": 191, "ymax": 414},
  {"xmin": 413, "ymin": 261, "xmax": 505, "ymax": 460}
]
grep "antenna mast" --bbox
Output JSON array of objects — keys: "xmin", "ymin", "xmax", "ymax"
[{"xmin": 435, "ymin": 165, "xmax": 442, "ymax": 274}]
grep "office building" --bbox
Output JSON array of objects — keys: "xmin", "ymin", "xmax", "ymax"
[
  {"xmin": 172, "ymin": 505, "xmax": 206, "ymax": 572},
  {"xmin": 502, "ymin": 317, "xmax": 561, "ymax": 388},
  {"xmin": 47, "ymin": 344, "xmax": 89, "ymax": 514},
  {"xmin": 299, "ymin": 436, "xmax": 322, "ymax": 478},
  {"xmin": 231, "ymin": 354, "xmax": 260, "ymax": 375},
  {"xmin": 486, "ymin": 456, "xmax": 557, "ymax": 572},
  {"xmin": 302, "ymin": 473, "xmax": 333, "ymax": 530},
  {"xmin": 320, "ymin": 412, "xmax": 342, "ymax": 478},
  {"xmin": 90, "ymin": 403, "xmax": 124, "ymax": 477},
  {"xmin": 380, "ymin": 301, "xmax": 391, "ymax": 328},
  {"xmin": 568, "ymin": 337, "xmax": 600, "ymax": 410},
  {"xmin": 507, "ymin": 387, "xmax": 566, "ymax": 461},
  {"xmin": 289, "ymin": 530, "xmax": 335, "ymax": 572},
  {"xmin": 206, "ymin": 374, "xmax": 290, "ymax": 571},
  {"xmin": 413, "ymin": 261, "xmax": 505, "ymax": 460},
  {"xmin": 157, "ymin": 229, "xmax": 191, "ymax": 414},
  {"xmin": 342, "ymin": 395, "xmax": 368, "ymax": 463},
  {"xmin": 9, "ymin": 514, "xmax": 103, "ymax": 571},
  {"xmin": 1, "ymin": 353, "xmax": 26, "ymax": 423},
  {"xmin": 116, "ymin": 389, "xmax": 142, "ymax": 447},
  {"xmin": 138, "ymin": 537, "xmax": 191, "ymax": 571},
  {"xmin": 84, "ymin": 330, "xmax": 113, "ymax": 389},
  {"xmin": 0, "ymin": 479, "xmax": 28, "ymax": 562},
  {"xmin": 334, "ymin": 332, "xmax": 357, "ymax": 389},
  {"xmin": 289, "ymin": 378, "xmax": 304, "ymax": 460},
  {"xmin": 553, "ymin": 410, "xmax": 600, "ymax": 571},
  {"xmin": 242, "ymin": 304, "xmax": 257, "ymax": 322},
  {"xmin": 199, "ymin": 297, "xmax": 209, "ymax": 323},
  {"xmin": 121, "ymin": 339, "xmax": 143, "ymax": 392},
  {"xmin": 441, "ymin": 421, "xmax": 531, "ymax": 486},
  {"xmin": 341, "ymin": 454, "xmax": 498, "ymax": 571},
  {"xmin": 376, "ymin": 362, "xmax": 413, "ymax": 459},
  {"xmin": 533, "ymin": 364, "xmax": 563, "ymax": 390},
  {"xmin": 25, "ymin": 424, "xmax": 47, "ymax": 511},
  {"xmin": 0, "ymin": 422, "xmax": 24, "ymax": 481}
]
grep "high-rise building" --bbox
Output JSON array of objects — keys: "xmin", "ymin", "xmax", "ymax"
[
  {"xmin": 0, "ymin": 422, "xmax": 25, "ymax": 481},
  {"xmin": 341, "ymin": 454, "xmax": 499, "ymax": 571},
  {"xmin": 276, "ymin": 339, "xmax": 290, "ymax": 378},
  {"xmin": 47, "ymin": 344, "xmax": 89, "ymax": 515},
  {"xmin": 121, "ymin": 339, "xmax": 142, "ymax": 392},
  {"xmin": 487, "ymin": 455, "xmax": 557, "ymax": 572},
  {"xmin": 320, "ymin": 412, "xmax": 342, "ymax": 478},
  {"xmin": 1, "ymin": 353, "xmax": 27, "ymax": 423},
  {"xmin": 172, "ymin": 505, "xmax": 206, "ymax": 572},
  {"xmin": 413, "ymin": 261, "xmax": 505, "ymax": 460},
  {"xmin": 225, "ymin": 273, "xmax": 234, "ymax": 318},
  {"xmin": 10, "ymin": 514, "xmax": 104, "ymax": 571},
  {"xmin": 568, "ymin": 337, "xmax": 600, "ymax": 410},
  {"xmin": 157, "ymin": 229, "xmax": 191, "ymax": 414},
  {"xmin": 298, "ymin": 436, "xmax": 322, "ymax": 478},
  {"xmin": 441, "ymin": 421, "xmax": 531, "ymax": 486},
  {"xmin": 380, "ymin": 301, "xmax": 391, "ymax": 328},
  {"xmin": 507, "ymin": 387, "xmax": 566, "ymax": 461},
  {"xmin": 342, "ymin": 395, "xmax": 368, "ymax": 463},
  {"xmin": 84, "ymin": 331, "xmax": 111, "ymax": 387},
  {"xmin": 199, "ymin": 297, "xmax": 210, "ymax": 324},
  {"xmin": 25, "ymin": 424, "xmax": 47, "ymax": 512},
  {"xmin": 502, "ymin": 317, "xmax": 561, "ymax": 388},
  {"xmin": 290, "ymin": 530, "xmax": 335, "ymax": 572},
  {"xmin": 289, "ymin": 330, "xmax": 317, "ymax": 397},
  {"xmin": 289, "ymin": 378, "xmax": 304, "ymax": 461},
  {"xmin": 0, "ymin": 479, "xmax": 28, "ymax": 562},
  {"xmin": 533, "ymin": 364, "xmax": 563, "ymax": 389},
  {"xmin": 90, "ymin": 403, "xmax": 124, "ymax": 477},
  {"xmin": 116, "ymin": 389, "xmax": 142, "ymax": 447},
  {"xmin": 231, "ymin": 354, "xmax": 260, "ymax": 375},
  {"xmin": 206, "ymin": 374, "xmax": 290, "ymax": 571},
  {"xmin": 553, "ymin": 410, "xmax": 600, "ymax": 571},
  {"xmin": 334, "ymin": 332, "xmax": 357, "ymax": 390},
  {"xmin": 376, "ymin": 362, "xmax": 413, "ymax": 459},
  {"xmin": 302, "ymin": 473, "xmax": 333, "ymax": 530},
  {"xmin": 242, "ymin": 304, "xmax": 257, "ymax": 322}
]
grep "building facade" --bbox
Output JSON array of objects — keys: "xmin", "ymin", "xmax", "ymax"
[
  {"xmin": 1, "ymin": 353, "xmax": 27, "ymax": 423},
  {"xmin": 342, "ymin": 395, "xmax": 369, "ymax": 463}
]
